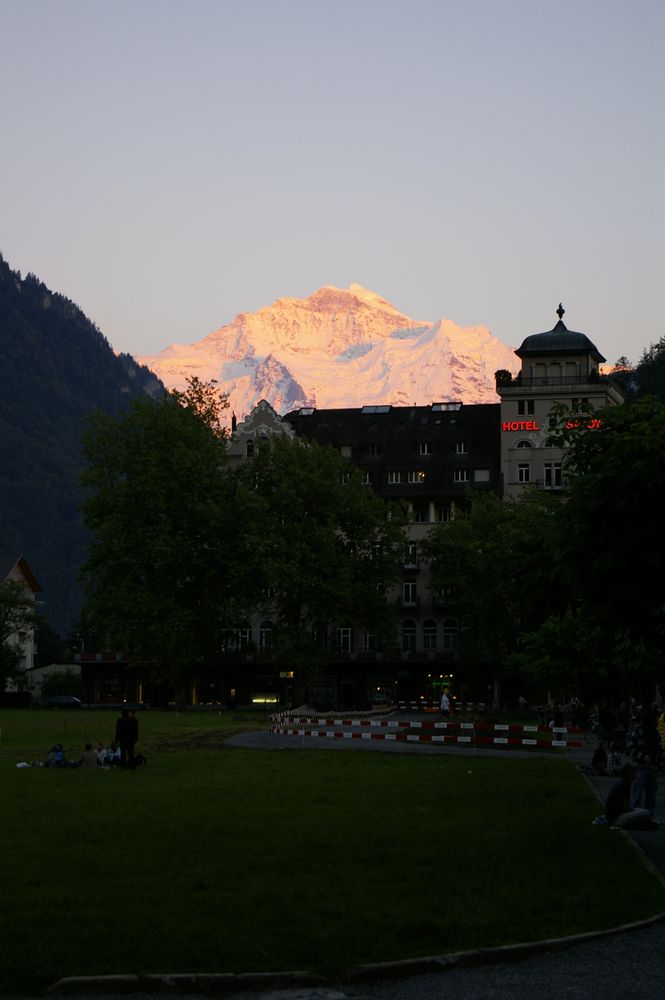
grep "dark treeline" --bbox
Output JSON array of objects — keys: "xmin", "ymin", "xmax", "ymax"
[{"xmin": 0, "ymin": 255, "xmax": 164, "ymax": 637}]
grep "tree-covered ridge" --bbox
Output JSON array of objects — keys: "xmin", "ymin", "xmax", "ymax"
[{"xmin": 0, "ymin": 254, "xmax": 165, "ymax": 635}]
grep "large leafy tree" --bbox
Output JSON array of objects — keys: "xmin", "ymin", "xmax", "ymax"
[
  {"xmin": 421, "ymin": 490, "xmax": 562, "ymax": 699},
  {"xmin": 80, "ymin": 380, "xmax": 250, "ymax": 702},
  {"xmin": 236, "ymin": 435, "xmax": 408, "ymax": 697},
  {"xmin": 542, "ymin": 396, "xmax": 665, "ymax": 700}
]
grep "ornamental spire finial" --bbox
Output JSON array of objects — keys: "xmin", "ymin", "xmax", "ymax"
[{"xmin": 556, "ymin": 303, "xmax": 565, "ymax": 321}]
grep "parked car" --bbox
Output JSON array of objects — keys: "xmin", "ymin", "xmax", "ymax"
[{"xmin": 46, "ymin": 696, "xmax": 82, "ymax": 708}]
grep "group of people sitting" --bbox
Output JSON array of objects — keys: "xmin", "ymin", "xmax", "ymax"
[
  {"xmin": 45, "ymin": 740, "xmax": 123, "ymax": 768},
  {"xmin": 42, "ymin": 707, "xmax": 145, "ymax": 770},
  {"xmin": 592, "ymin": 704, "xmax": 663, "ymax": 831}
]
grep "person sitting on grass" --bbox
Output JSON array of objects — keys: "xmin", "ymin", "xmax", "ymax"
[
  {"xmin": 78, "ymin": 743, "xmax": 99, "ymax": 768},
  {"xmin": 45, "ymin": 744, "xmax": 67, "ymax": 767},
  {"xmin": 106, "ymin": 741, "xmax": 121, "ymax": 766},
  {"xmin": 604, "ymin": 764, "xmax": 659, "ymax": 830}
]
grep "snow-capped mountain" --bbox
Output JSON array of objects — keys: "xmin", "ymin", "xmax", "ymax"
[{"xmin": 137, "ymin": 284, "xmax": 517, "ymax": 420}]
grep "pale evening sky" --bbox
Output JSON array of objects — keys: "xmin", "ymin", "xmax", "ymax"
[{"xmin": 1, "ymin": 0, "xmax": 663, "ymax": 368}]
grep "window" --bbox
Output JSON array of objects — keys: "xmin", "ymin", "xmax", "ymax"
[
  {"xmin": 412, "ymin": 502, "xmax": 430, "ymax": 523},
  {"xmin": 423, "ymin": 620, "xmax": 437, "ymax": 651},
  {"xmin": 440, "ymin": 582, "xmax": 458, "ymax": 603},
  {"xmin": 419, "ymin": 442, "xmax": 432, "ymax": 455},
  {"xmin": 544, "ymin": 462, "xmax": 563, "ymax": 488},
  {"xmin": 572, "ymin": 398, "xmax": 590, "ymax": 413},
  {"xmin": 368, "ymin": 443, "xmax": 383, "ymax": 456},
  {"xmin": 403, "ymin": 581, "xmax": 417, "ymax": 606},
  {"xmin": 362, "ymin": 404, "xmax": 391, "ymax": 413},
  {"xmin": 453, "ymin": 470, "xmax": 469, "ymax": 483},
  {"xmin": 455, "ymin": 441, "xmax": 468, "ymax": 455},
  {"xmin": 432, "ymin": 402, "xmax": 462, "ymax": 411},
  {"xmin": 402, "ymin": 620, "xmax": 416, "ymax": 652},
  {"xmin": 339, "ymin": 470, "xmax": 351, "ymax": 483},
  {"xmin": 518, "ymin": 463, "xmax": 530, "ymax": 484},
  {"xmin": 404, "ymin": 542, "xmax": 418, "ymax": 568},
  {"xmin": 361, "ymin": 471, "xmax": 371, "ymax": 485},
  {"xmin": 388, "ymin": 471, "xmax": 401, "ymax": 484},
  {"xmin": 245, "ymin": 440, "xmax": 254, "ymax": 457},
  {"xmin": 516, "ymin": 440, "xmax": 532, "ymax": 449},
  {"xmin": 336, "ymin": 627, "xmax": 353, "ymax": 653},
  {"xmin": 407, "ymin": 470, "xmax": 426, "ymax": 483},
  {"xmin": 259, "ymin": 621, "xmax": 274, "ymax": 652},
  {"xmin": 518, "ymin": 399, "xmax": 535, "ymax": 415},
  {"xmin": 474, "ymin": 469, "xmax": 490, "ymax": 482},
  {"xmin": 436, "ymin": 504, "xmax": 452, "ymax": 522},
  {"xmin": 340, "ymin": 445, "xmax": 352, "ymax": 458},
  {"xmin": 363, "ymin": 630, "xmax": 378, "ymax": 653},
  {"xmin": 443, "ymin": 619, "xmax": 458, "ymax": 650}
]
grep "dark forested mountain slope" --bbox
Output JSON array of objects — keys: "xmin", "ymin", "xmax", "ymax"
[{"xmin": 0, "ymin": 254, "xmax": 164, "ymax": 635}]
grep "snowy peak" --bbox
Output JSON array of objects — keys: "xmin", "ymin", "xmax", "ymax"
[{"xmin": 137, "ymin": 284, "xmax": 517, "ymax": 420}]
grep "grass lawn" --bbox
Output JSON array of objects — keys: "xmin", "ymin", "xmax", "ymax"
[{"xmin": 1, "ymin": 708, "xmax": 664, "ymax": 994}]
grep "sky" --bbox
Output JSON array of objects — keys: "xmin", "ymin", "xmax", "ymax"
[{"xmin": 1, "ymin": 0, "xmax": 663, "ymax": 367}]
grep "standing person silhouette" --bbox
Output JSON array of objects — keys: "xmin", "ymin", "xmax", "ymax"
[{"xmin": 116, "ymin": 707, "xmax": 139, "ymax": 769}]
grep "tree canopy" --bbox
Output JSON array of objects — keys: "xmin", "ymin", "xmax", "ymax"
[
  {"xmin": 80, "ymin": 382, "xmax": 245, "ymax": 700},
  {"xmin": 235, "ymin": 434, "xmax": 408, "ymax": 695}
]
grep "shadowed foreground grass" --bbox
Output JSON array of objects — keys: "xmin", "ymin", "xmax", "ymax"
[{"xmin": 1, "ymin": 711, "xmax": 664, "ymax": 993}]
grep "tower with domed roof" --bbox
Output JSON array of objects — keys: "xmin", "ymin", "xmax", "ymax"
[{"xmin": 497, "ymin": 306, "xmax": 625, "ymax": 499}]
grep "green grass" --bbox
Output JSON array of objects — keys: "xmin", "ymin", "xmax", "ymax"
[{"xmin": 1, "ymin": 709, "xmax": 664, "ymax": 994}]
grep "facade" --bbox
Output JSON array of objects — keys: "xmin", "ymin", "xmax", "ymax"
[
  {"xmin": 497, "ymin": 306, "xmax": 624, "ymax": 499},
  {"xmin": 282, "ymin": 401, "xmax": 501, "ymax": 708},
  {"xmin": 0, "ymin": 554, "xmax": 41, "ymax": 692}
]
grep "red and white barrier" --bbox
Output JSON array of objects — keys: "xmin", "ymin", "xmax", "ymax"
[{"xmin": 269, "ymin": 716, "xmax": 582, "ymax": 750}]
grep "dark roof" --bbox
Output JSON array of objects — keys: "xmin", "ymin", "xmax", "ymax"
[
  {"xmin": 516, "ymin": 319, "xmax": 605, "ymax": 363},
  {"xmin": 0, "ymin": 554, "xmax": 42, "ymax": 593}
]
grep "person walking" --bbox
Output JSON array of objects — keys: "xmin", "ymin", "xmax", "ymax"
[
  {"xmin": 440, "ymin": 690, "xmax": 450, "ymax": 717},
  {"xmin": 115, "ymin": 707, "xmax": 139, "ymax": 769}
]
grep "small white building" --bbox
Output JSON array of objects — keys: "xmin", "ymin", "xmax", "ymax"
[{"xmin": 0, "ymin": 554, "xmax": 41, "ymax": 691}]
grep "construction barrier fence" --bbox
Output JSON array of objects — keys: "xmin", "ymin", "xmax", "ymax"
[{"xmin": 269, "ymin": 715, "xmax": 582, "ymax": 751}]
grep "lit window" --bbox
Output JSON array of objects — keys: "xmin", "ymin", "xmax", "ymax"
[{"xmin": 407, "ymin": 470, "xmax": 426, "ymax": 483}]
